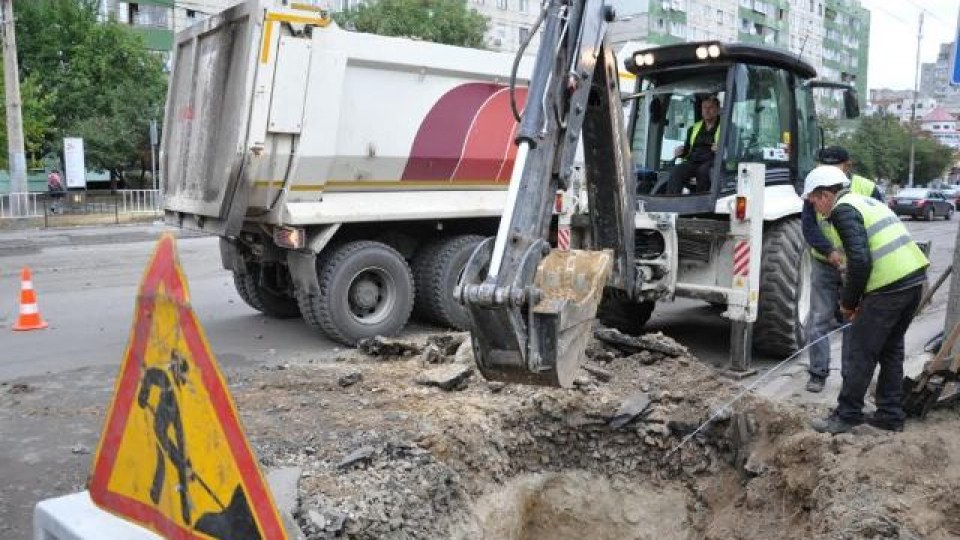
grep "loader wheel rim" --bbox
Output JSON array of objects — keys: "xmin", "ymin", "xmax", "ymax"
[{"xmin": 347, "ymin": 267, "xmax": 396, "ymax": 325}]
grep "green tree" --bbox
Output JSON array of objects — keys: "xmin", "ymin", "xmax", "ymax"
[
  {"xmin": 838, "ymin": 114, "xmax": 953, "ymax": 186},
  {"xmin": 335, "ymin": 0, "xmax": 489, "ymax": 48},
  {"xmin": 0, "ymin": 74, "xmax": 55, "ymax": 168},
  {"xmin": 11, "ymin": 0, "xmax": 167, "ymax": 181}
]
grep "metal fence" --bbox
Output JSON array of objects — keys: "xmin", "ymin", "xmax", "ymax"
[{"xmin": 0, "ymin": 190, "xmax": 163, "ymax": 223}]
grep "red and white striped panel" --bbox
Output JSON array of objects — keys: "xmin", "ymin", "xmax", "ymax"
[
  {"xmin": 733, "ymin": 240, "xmax": 750, "ymax": 277},
  {"xmin": 557, "ymin": 227, "xmax": 571, "ymax": 251}
]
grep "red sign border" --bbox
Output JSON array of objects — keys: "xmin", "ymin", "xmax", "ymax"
[{"xmin": 88, "ymin": 233, "xmax": 287, "ymax": 540}]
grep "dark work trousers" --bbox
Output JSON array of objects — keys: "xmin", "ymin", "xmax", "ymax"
[
  {"xmin": 805, "ymin": 259, "xmax": 845, "ymax": 378},
  {"xmin": 836, "ymin": 284, "xmax": 923, "ymax": 425},
  {"xmin": 667, "ymin": 160, "xmax": 712, "ymax": 194}
]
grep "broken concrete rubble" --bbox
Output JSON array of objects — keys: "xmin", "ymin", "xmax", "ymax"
[
  {"xmin": 356, "ymin": 336, "xmax": 422, "ymax": 357},
  {"xmin": 594, "ymin": 328, "xmax": 689, "ymax": 357},
  {"xmin": 229, "ymin": 330, "xmax": 960, "ymax": 540},
  {"xmin": 426, "ymin": 333, "xmax": 467, "ymax": 356},
  {"xmin": 337, "ymin": 446, "xmax": 376, "ymax": 470},
  {"xmin": 415, "ymin": 364, "xmax": 474, "ymax": 391},
  {"xmin": 338, "ymin": 372, "xmax": 363, "ymax": 388}
]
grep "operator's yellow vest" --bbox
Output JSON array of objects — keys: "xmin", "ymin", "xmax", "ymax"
[
  {"xmin": 688, "ymin": 120, "xmax": 720, "ymax": 147},
  {"xmin": 833, "ymin": 192, "xmax": 928, "ymax": 292},
  {"xmin": 811, "ymin": 175, "xmax": 877, "ymax": 262}
]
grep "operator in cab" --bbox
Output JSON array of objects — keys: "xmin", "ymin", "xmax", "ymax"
[{"xmin": 666, "ymin": 94, "xmax": 721, "ymax": 195}]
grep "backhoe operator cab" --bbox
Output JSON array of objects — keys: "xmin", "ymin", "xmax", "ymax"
[{"xmin": 625, "ymin": 42, "xmax": 858, "ymax": 215}]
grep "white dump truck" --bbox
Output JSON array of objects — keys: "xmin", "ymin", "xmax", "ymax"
[{"xmin": 162, "ymin": 0, "xmax": 538, "ymax": 343}]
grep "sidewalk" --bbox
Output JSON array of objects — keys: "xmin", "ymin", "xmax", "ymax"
[{"xmin": 0, "ymin": 221, "xmax": 207, "ymax": 253}]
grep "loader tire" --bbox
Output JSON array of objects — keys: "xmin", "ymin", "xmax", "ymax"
[
  {"xmin": 597, "ymin": 293, "xmax": 655, "ymax": 335},
  {"xmin": 412, "ymin": 235, "xmax": 484, "ymax": 330},
  {"xmin": 232, "ymin": 267, "xmax": 301, "ymax": 319},
  {"xmin": 753, "ymin": 217, "xmax": 811, "ymax": 357},
  {"xmin": 298, "ymin": 241, "xmax": 414, "ymax": 345}
]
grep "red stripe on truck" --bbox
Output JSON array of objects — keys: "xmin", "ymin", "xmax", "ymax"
[{"xmin": 402, "ymin": 83, "xmax": 527, "ymax": 184}]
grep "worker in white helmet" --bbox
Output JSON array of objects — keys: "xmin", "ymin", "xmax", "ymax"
[{"xmin": 801, "ymin": 165, "xmax": 928, "ymax": 434}]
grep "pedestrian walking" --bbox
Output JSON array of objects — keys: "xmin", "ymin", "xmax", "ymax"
[
  {"xmin": 801, "ymin": 146, "xmax": 884, "ymax": 393},
  {"xmin": 46, "ymin": 169, "xmax": 65, "ymax": 214},
  {"xmin": 802, "ymin": 166, "xmax": 929, "ymax": 434}
]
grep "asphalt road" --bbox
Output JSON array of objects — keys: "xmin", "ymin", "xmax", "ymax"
[
  {"xmin": 0, "ymin": 224, "xmax": 345, "ymax": 382},
  {"xmin": 0, "ymin": 218, "xmax": 954, "ymax": 382}
]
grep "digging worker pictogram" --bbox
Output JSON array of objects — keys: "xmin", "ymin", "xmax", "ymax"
[{"xmin": 138, "ymin": 351, "xmax": 193, "ymax": 525}]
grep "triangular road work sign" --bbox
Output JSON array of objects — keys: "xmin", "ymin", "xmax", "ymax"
[{"xmin": 89, "ymin": 233, "xmax": 288, "ymax": 540}]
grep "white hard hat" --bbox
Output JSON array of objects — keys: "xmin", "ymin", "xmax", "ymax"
[{"xmin": 801, "ymin": 165, "xmax": 850, "ymax": 198}]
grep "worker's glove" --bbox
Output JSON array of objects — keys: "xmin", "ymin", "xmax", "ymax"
[
  {"xmin": 839, "ymin": 304, "xmax": 858, "ymax": 322},
  {"xmin": 827, "ymin": 250, "xmax": 844, "ymax": 270}
]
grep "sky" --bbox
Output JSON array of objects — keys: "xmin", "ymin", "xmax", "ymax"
[{"xmin": 862, "ymin": 0, "xmax": 959, "ymax": 90}]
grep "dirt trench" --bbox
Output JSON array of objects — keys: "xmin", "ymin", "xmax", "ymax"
[{"xmin": 233, "ymin": 331, "xmax": 960, "ymax": 540}]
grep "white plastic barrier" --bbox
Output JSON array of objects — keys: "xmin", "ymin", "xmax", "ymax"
[{"xmin": 33, "ymin": 491, "xmax": 160, "ymax": 540}]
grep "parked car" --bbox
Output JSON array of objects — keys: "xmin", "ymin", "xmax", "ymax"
[
  {"xmin": 889, "ymin": 188, "xmax": 954, "ymax": 220},
  {"xmin": 940, "ymin": 186, "xmax": 960, "ymax": 208}
]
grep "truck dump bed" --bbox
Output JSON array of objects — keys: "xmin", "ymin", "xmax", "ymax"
[{"xmin": 161, "ymin": 0, "xmax": 532, "ymax": 236}]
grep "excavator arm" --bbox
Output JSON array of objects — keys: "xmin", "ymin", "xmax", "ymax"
[{"xmin": 456, "ymin": 0, "xmax": 635, "ymax": 387}]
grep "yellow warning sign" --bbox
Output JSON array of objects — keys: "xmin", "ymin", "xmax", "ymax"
[{"xmin": 89, "ymin": 233, "xmax": 287, "ymax": 540}]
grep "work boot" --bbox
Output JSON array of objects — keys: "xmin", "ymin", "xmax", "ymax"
[
  {"xmin": 805, "ymin": 375, "xmax": 826, "ymax": 393},
  {"xmin": 810, "ymin": 412, "xmax": 860, "ymax": 434},
  {"xmin": 865, "ymin": 415, "xmax": 904, "ymax": 433}
]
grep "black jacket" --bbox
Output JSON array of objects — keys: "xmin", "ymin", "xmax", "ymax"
[{"xmin": 829, "ymin": 202, "xmax": 870, "ymax": 309}]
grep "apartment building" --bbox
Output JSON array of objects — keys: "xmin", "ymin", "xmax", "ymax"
[
  {"xmin": 609, "ymin": 0, "xmax": 869, "ymax": 111},
  {"xmin": 99, "ymin": 0, "xmax": 243, "ymax": 52},
  {"xmin": 919, "ymin": 42, "xmax": 960, "ymax": 115}
]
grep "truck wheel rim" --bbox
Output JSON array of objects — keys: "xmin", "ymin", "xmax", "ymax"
[{"xmin": 347, "ymin": 267, "xmax": 396, "ymax": 325}]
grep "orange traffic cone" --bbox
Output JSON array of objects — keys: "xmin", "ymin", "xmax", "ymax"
[{"xmin": 12, "ymin": 266, "xmax": 48, "ymax": 331}]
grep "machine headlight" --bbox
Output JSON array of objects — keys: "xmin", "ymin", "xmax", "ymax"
[
  {"xmin": 643, "ymin": 53, "xmax": 655, "ymax": 65},
  {"xmin": 695, "ymin": 46, "xmax": 708, "ymax": 60},
  {"xmin": 707, "ymin": 44, "xmax": 721, "ymax": 58}
]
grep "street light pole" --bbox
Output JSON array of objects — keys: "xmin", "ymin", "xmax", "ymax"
[
  {"xmin": 1, "ymin": 0, "xmax": 27, "ymax": 199},
  {"xmin": 908, "ymin": 11, "xmax": 924, "ymax": 188}
]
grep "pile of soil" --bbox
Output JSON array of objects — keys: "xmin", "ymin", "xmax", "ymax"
[{"xmin": 233, "ymin": 330, "xmax": 960, "ymax": 540}]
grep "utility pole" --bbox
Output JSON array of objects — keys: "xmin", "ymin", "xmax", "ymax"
[
  {"xmin": 907, "ymin": 11, "xmax": 924, "ymax": 188},
  {"xmin": 1, "ymin": 0, "xmax": 26, "ymax": 199}
]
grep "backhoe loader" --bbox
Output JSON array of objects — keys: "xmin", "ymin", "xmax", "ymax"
[{"xmin": 457, "ymin": 0, "xmax": 860, "ymax": 387}]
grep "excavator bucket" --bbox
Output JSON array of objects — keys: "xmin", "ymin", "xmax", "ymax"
[{"xmin": 465, "ymin": 248, "xmax": 613, "ymax": 388}]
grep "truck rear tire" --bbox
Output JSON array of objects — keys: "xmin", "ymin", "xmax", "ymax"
[
  {"xmin": 412, "ymin": 235, "xmax": 484, "ymax": 330},
  {"xmin": 232, "ymin": 267, "xmax": 301, "ymax": 319},
  {"xmin": 298, "ymin": 241, "xmax": 414, "ymax": 345},
  {"xmin": 597, "ymin": 293, "xmax": 655, "ymax": 335},
  {"xmin": 753, "ymin": 217, "xmax": 810, "ymax": 357}
]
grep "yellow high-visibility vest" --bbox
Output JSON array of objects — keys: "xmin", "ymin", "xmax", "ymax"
[
  {"xmin": 833, "ymin": 192, "xmax": 928, "ymax": 292},
  {"xmin": 688, "ymin": 120, "xmax": 720, "ymax": 147}
]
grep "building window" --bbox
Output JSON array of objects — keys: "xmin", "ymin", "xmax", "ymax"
[
  {"xmin": 716, "ymin": 9, "xmax": 723, "ymax": 24},
  {"xmin": 186, "ymin": 9, "xmax": 197, "ymax": 19},
  {"xmin": 497, "ymin": 0, "xmax": 507, "ymax": 9},
  {"xmin": 657, "ymin": 18, "xmax": 664, "ymax": 29},
  {"xmin": 128, "ymin": 3, "xmax": 170, "ymax": 28},
  {"xmin": 670, "ymin": 21, "xmax": 685, "ymax": 37},
  {"xmin": 519, "ymin": 0, "xmax": 528, "ymax": 12},
  {"xmin": 519, "ymin": 26, "xmax": 530, "ymax": 44}
]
